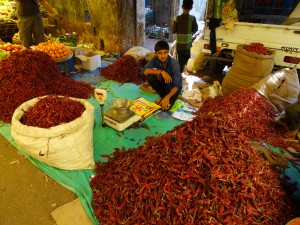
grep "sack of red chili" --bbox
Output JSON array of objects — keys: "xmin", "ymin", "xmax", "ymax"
[
  {"xmin": 11, "ymin": 95, "xmax": 95, "ymax": 170},
  {"xmin": 222, "ymin": 44, "xmax": 275, "ymax": 95}
]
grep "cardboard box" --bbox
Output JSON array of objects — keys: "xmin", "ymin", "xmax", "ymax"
[{"xmin": 75, "ymin": 51, "xmax": 101, "ymax": 71}]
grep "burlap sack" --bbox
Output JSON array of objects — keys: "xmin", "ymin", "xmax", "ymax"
[{"xmin": 222, "ymin": 44, "xmax": 275, "ymax": 95}]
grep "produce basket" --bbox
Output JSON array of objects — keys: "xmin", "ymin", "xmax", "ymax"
[
  {"xmin": 286, "ymin": 218, "xmax": 300, "ymax": 225},
  {"xmin": 52, "ymin": 53, "xmax": 73, "ymax": 63}
]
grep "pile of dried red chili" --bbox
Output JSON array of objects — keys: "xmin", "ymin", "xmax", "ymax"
[
  {"xmin": 90, "ymin": 88, "xmax": 299, "ymax": 224},
  {"xmin": 20, "ymin": 95, "xmax": 85, "ymax": 128},
  {"xmin": 244, "ymin": 42, "xmax": 271, "ymax": 55},
  {"xmin": 100, "ymin": 55, "xmax": 146, "ymax": 85},
  {"xmin": 0, "ymin": 50, "xmax": 94, "ymax": 123}
]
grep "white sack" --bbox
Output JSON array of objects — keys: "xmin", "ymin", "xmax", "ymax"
[
  {"xmin": 11, "ymin": 96, "xmax": 95, "ymax": 170},
  {"xmin": 124, "ymin": 46, "xmax": 151, "ymax": 62},
  {"xmin": 252, "ymin": 68, "xmax": 300, "ymax": 113}
]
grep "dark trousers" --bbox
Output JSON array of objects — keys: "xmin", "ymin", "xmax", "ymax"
[
  {"xmin": 285, "ymin": 103, "xmax": 300, "ymax": 131},
  {"xmin": 177, "ymin": 49, "xmax": 190, "ymax": 73},
  {"xmin": 146, "ymin": 74, "xmax": 180, "ymax": 110}
]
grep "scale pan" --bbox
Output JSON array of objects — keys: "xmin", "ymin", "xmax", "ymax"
[{"xmin": 109, "ymin": 98, "xmax": 133, "ymax": 114}]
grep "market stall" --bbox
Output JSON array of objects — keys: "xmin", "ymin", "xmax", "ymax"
[
  {"xmin": 0, "ymin": 41, "xmax": 300, "ymax": 224},
  {"xmin": 0, "ymin": 0, "xmax": 17, "ymax": 42},
  {"xmin": 0, "ymin": 1, "xmax": 300, "ymax": 225}
]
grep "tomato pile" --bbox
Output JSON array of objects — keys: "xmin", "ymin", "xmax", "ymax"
[
  {"xmin": 244, "ymin": 42, "xmax": 271, "ymax": 55},
  {"xmin": 0, "ymin": 43, "xmax": 26, "ymax": 53},
  {"xmin": 35, "ymin": 40, "xmax": 73, "ymax": 60}
]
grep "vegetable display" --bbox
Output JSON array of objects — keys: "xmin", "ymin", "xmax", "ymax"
[
  {"xmin": 35, "ymin": 40, "xmax": 73, "ymax": 60},
  {"xmin": 243, "ymin": 42, "xmax": 271, "ymax": 55},
  {"xmin": 20, "ymin": 95, "xmax": 85, "ymax": 128},
  {"xmin": 91, "ymin": 88, "xmax": 299, "ymax": 224},
  {"xmin": 0, "ymin": 49, "xmax": 9, "ymax": 60},
  {"xmin": 0, "ymin": 49, "xmax": 94, "ymax": 123},
  {"xmin": 0, "ymin": 42, "xmax": 26, "ymax": 53},
  {"xmin": 100, "ymin": 55, "xmax": 146, "ymax": 85}
]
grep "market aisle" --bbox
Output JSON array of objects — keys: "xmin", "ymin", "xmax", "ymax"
[{"xmin": 0, "ymin": 134, "xmax": 77, "ymax": 225}]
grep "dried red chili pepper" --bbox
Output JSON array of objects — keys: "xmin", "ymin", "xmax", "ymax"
[
  {"xmin": 244, "ymin": 42, "xmax": 271, "ymax": 55},
  {"xmin": 100, "ymin": 55, "xmax": 146, "ymax": 85},
  {"xmin": 20, "ymin": 95, "xmax": 85, "ymax": 128},
  {"xmin": 90, "ymin": 88, "xmax": 300, "ymax": 225},
  {"xmin": 0, "ymin": 50, "xmax": 94, "ymax": 123}
]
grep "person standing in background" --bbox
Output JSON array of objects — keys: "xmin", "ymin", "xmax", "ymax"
[
  {"xmin": 16, "ymin": 0, "xmax": 62, "ymax": 48},
  {"xmin": 172, "ymin": 0, "xmax": 198, "ymax": 73}
]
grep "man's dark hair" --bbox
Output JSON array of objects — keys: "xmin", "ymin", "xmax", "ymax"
[
  {"xmin": 183, "ymin": 0, "xmax": 193, "ymax": 10},
  {"xmin": 154, "ymin": 40, "xmax": 169, "ymax": 52}
]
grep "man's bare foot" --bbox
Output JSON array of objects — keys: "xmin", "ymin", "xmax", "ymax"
[{"xmin": 155, "ymin": 97, "xmax": 162, "ymax": 105}]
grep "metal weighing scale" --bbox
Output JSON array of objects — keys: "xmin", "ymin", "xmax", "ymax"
[
  {"xmin": 95, "ymin": 89, "xmax": 160, "ymax": 132},
  {"xmin": 103, "ymin": 108, "xmax": 141, "ymax": 132}
]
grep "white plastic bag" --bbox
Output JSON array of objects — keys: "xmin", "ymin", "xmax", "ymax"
[
  {"xmin": 11, "ymin": 96, "xmax": 95, "ymax": 170},
  {"xmin": 187, "ymin": 37, "xmax": 208, "ymax": 72},
  {"xmin": 202, "ymin": 81, "xmax": 223, "ymax": 99}
]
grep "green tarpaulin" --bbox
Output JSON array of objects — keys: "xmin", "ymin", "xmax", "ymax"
[{"xmin": 0, "ymin": 80, "xmax": 184, "ymax": 224}]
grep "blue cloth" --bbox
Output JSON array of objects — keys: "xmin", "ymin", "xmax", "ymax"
[{"xmin": 141, "ymin": 55, "xmax": 182, "ymax": 90}]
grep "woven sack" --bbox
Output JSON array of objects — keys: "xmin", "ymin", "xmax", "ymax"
[
  {"xmin": 11, "ymin": 96, "xmax": 95, "ymax": 170},
  {"xmin": 252, "ymin": 68, "xmax": 298, "ymax": 97},
  {"xmin": 267, "ymin": 68, "xmax": 300, "ymax": 113},
  {"xmin": 222, "ymin": 44, "xmax": 275, "ymax": 95}
]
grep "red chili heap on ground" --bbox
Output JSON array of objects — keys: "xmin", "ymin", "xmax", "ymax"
[
  {"xmin": 20, "ymin": 95, "xmax": 85, "ymax": 128},
  {"xmin": 100, "ymin": 55, "xmax": 146, "ymax": 85},
  {"xmin": 91, "ymin": 88, "xmax": 299, "ymax": 225},
  {"xmin": 0, "ymin": 50, "xmax": 94, "ymax": 123}
]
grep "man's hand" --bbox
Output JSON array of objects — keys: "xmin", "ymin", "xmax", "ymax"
[
  {"xmin": 55, "ymin": 14, "xmax": 62, "ymax": 21},
  {"xmin": 160, "ymin": 96, "xmax": 171, "ymax": 111},
  {"xmin": 161, "ymin": 70, "xmax": 172, "ymax": 84}
]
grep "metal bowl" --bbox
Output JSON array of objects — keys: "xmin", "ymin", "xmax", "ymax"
[
  {"xmin": 65, "ymin": 32, "xmax": 77, "ymax": 40},
  {"xmin": 109, "ymin": 98, "xmax": 132, "ymax": 115}
]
